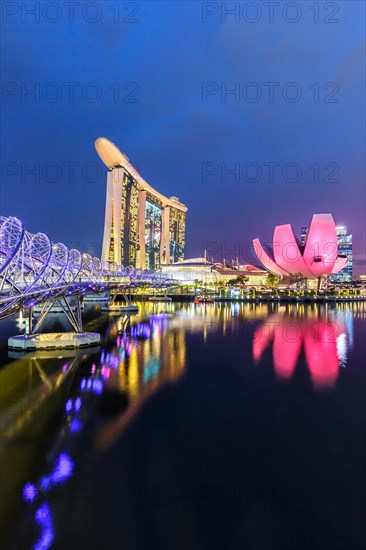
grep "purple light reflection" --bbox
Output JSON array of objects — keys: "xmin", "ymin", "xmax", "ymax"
[
  {"xmin": 74, "ymin": 397, "xmax": 82, "ymax": 412},
  {"xmin": 51, "ymin": 453, "xmax": 74, "ymax": 484},
  {"xmin": 92, "ymin": 379, "xmax": 103, "ymax": 394},
  {"xmin": 23, "ymin": 482, "xmax": 38, "ymax": 503},
  {"xmin": 34, "ymin": 503, "xmax": 54, "ymax": 550},
  {"xmin": 70, "ymin": 418, "xmax": 83, "ymax": 433}
]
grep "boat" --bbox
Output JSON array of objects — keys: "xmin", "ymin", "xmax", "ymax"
[{"xmin": 194, "ymin": 296, "xmax": 214, "ymax": 304}]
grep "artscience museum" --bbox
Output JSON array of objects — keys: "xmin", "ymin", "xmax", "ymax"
[{"xmin": 253, "ymin": 213, "xmax": 348, "ymax": 282}]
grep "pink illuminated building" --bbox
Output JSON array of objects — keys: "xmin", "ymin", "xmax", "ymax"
[{"xmin": 253, "ymin": 214, "xmax": 347, "ymax": 280}]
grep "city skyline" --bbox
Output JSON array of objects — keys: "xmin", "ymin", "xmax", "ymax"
[
  {"xmin": 301, "ymin": 223, "xmax": 353, "ymax": 282},
  {"xmin": 1, "ymin": 2, "xmax": 365, "ymax": 275},
  {"xmin": 1, "ymin": 4, "xmax": 365, "ymax": 548}
]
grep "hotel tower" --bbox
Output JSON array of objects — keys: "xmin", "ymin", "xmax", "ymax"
[{"xmin": 95, "ymin": 138, "xmax": 187, "ymax": 270}]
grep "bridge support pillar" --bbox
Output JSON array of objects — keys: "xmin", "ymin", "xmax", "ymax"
[
  {"xmin": 101, "ymin": 288, "xmax": 138, "ymax": 313},
  {"xmin": 28, "ymin": 307, "xmax": 33, "ymax": 335},
  {"xmin": 8, "ymin": 295, "xmax": 100, "ymax": 351}
]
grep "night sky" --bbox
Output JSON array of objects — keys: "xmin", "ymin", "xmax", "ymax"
[{"xmin": 1, "ymin": 1, "xmax": 365, "ymax": 275}]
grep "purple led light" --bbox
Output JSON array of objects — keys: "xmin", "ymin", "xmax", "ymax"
[
  {"xmin": 35, "ymin": 502, "xmax": 52, "ymax": 524},
  {"xmin": 51, "ymin": 453, "xmax": 74, "ymax": 484},
  {"xmin": 101, "ymin": 365, "xmax": 110, "ymax": 379},
  {"xmin": 23, "ymin": 482, "xmax": 38, "ymax": 503},
  {"xmin": 74, "ymin": 397, "xmax": 82, "ymax": 412},
  {"xmin": 65, "ymin": 399, "xmax": 73, "ymax": 413},
  {"xmin": 70, "ymin": 418, "xmax": 83, "ymax": 433},
  {"xmin": 92, "ymin": 379, "xmax": 103, "ymax": 395},
  {"xmin": 39, "ymin": 475, "xmax": 52, "ymax": 492},
  {"xmin": 34, "ymin": 503, "xmax": 54, "ymax": 550}
]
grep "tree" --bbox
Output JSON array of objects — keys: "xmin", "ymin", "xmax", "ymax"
[
  {"xmin": 193, "ymin": 279, "xmax": 203, "ymax": 293},
  {"xmin": 216, "ymin": 280, "xmax": 226, "ymax": 296},
  {"xmin": 236, "ymin": 275, "xmax": 249, "ymax": 287},
  {"xmin": 226, "ymin": 275, "xmax": 248, "ymax": 288},
  {"xmin": 266, "ymin": 273, "xmax": 278, "ymax": 289}
]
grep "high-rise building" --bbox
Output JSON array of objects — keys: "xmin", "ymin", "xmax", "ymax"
[
  {"xmin": 331, "ymin": 226, "xmax": 353, "ymax": 282},
  {"xmin": 300, "ymin": 227, "xmax": 308, "ymax": 247},
  {"xmin": 95, "ymin": 138, "xmax": 187, "ymax": 269}
]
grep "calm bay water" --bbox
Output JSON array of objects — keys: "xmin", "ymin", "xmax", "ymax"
[{"xmin": 1, "ymin": 301, "xmax": 365, "ymax": 549}]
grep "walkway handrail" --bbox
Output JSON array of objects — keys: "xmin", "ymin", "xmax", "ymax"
[{"xmin": 0, "ymin": 215, "xmax": 175, "ymax": 318}]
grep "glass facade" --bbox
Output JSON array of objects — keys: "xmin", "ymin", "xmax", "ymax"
[
  {"xmin": 331, "ymin": 226, "xmax": 353, "ymax": 283},
  {"xmin": 103, "ymin": 169, "xmax": 187, "ymax": 269},
  {"xmin": 120, "ymin": 171, "xmax": 139, "ymax": 266},
  {"xmin": 145, "ymin": 192, "xmax": 163, "ymax": 270},
  {"xmin": 302, "ymin": 225, "xmax": 353, "ymax": 282},
  {"xmin": 300, "ymin": 227, "xmax": 307, "ymax": 247},
  {"xmin": 169, "ymin": 207, "xmax": 186, "ymax": 264},
  {"xmin": 108, "ymin": 198, "xmax": 115, "ymax": 262}
]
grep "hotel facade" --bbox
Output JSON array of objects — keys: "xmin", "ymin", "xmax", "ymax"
[{"xmin": 95, "ymin": 138, "xmax": 187, "ymax": 270}]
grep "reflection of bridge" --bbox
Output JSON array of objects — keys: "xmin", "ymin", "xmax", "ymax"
[{"xmin": 0, "ymin": 216, "xmax": 174, "ymax": 344}]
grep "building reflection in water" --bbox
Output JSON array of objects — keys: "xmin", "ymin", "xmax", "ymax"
[
  {"xmin": 17, "ymin": 311, "xmax": 187, "ymax": 549},
  {"xmin": 7, "ymin": 301, "xmax": 363, "ymax": 548},
  {"xmin": 253, "ymin": 309, "xmax": 351, "ymax": 389},
  {"xmin": 105, "ymin": 312, "xmax": 187, "ymax": 402}
]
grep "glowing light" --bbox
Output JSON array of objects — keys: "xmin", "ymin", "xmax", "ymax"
[
  {"xmin": 34, "ymin": 503, "xmax": 54, "ymax": 550},
  {"xmin": 101, "ymin": 365, "xmax": 111, "ymax": 379},
  {"xmin": 254, "ymin": 214, "xmax": 347, "ymax": 278},
  {"xmin": 23, "ymin": 482, "xmax": 38, "ymax": 503},
  {"xmin": 143, "ymin": 357, "xmax": 161, "ymax": 384},
  {"xmin": 74, "ymin": 397, "xmax": 82, "ymax": 412},
  {"xmin": 336, "ymin": 332, "xmax": 347, "ymax": 367},
  {"xmin": 70, "ymin": 418, "xmax": 83, "ymax": 433},
  {"xmin": 254, "ymin": 315, "xmax": 345, "ymax": 389},
  {"xmin": 92, "ymin": 379, "xmax": 103, "ymax": 394},
  {"xmin": 51, "ymin": 453, "xmax": 74, "ymax": 484},
  {"xmin": 39, "ymin": 476, "xmax": 52, "ymax": 491}
]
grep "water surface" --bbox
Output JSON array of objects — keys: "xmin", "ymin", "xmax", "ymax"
[{"xmin": 1, "ymin": 301, "xmax": 365, "ymax": 549}]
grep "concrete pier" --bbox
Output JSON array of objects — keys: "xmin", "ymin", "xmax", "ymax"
[
  {"xmin": 8, "ymin": 332, "xmax": 100, "ymax": 351},
  {"xmin": 83, "ymin": 293, "xmax": 109, "ymax": 303},
  {"xmin": 101, "ymin": 304, "xmax": 138, "ymax": 313}
]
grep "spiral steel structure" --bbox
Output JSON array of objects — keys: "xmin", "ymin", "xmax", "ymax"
[{"xmin": 0, "ymin": 216, "xmax": 173, "ymax": 318}]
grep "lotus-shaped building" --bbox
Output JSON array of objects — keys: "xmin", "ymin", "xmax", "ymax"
[{"xmin": 253, "ymin": 214, "xmax": 347, "ymax": 279}]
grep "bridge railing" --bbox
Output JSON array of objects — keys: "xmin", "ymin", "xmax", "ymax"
[{"xmin": 0, "ymin": 216, "xmax": 176, "ymax": 318}]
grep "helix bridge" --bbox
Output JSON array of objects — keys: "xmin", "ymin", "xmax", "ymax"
[{"xmin": 0, "ymin": 216, "xmax": 175, "ymax": 344}]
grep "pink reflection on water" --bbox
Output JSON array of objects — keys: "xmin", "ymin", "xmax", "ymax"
[
  {"xmin": 253, "ymin": 315, "xmax": 347, "ymax": 389},
  {"xmin": 304, "ymin": 322, "xmax": 340, "ymax": 389},
  {"xmin": 273, "ymin": 323, "xmax": 301, "ymax": 380}
]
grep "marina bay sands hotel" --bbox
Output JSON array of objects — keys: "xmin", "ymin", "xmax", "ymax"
[{"xmin": 95, "ymin": 138, "xmax": 187, "ymax": 270}]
